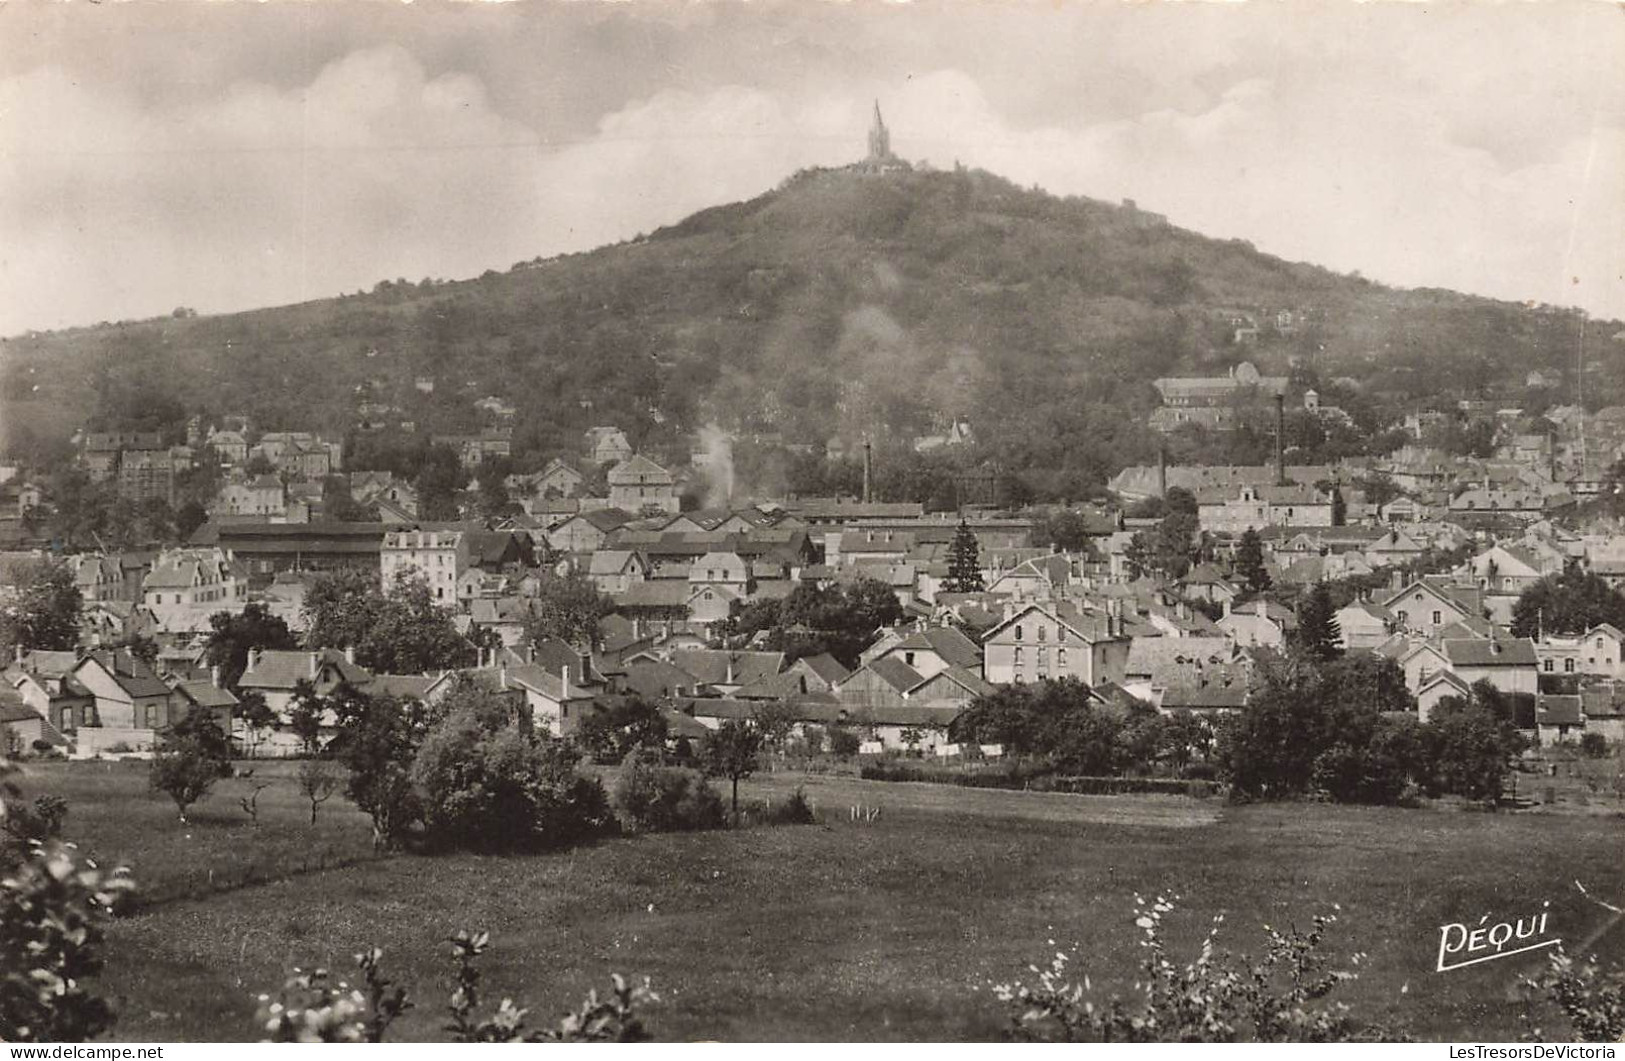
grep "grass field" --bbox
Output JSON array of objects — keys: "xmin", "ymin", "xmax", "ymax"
[{"xmin": 13, "ymin": 759, "xmax": 1624, "ymax": 1042}]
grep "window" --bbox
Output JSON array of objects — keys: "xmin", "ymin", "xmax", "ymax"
[
  {"xmin": 1432, "ymin": 611, "xmax": 1442, "ymax": 625},
  {"xmin": 1038, "ymin": 626, "xmax": 1047, "ymax": 642},
  {"xmin": 1058, "ymin": 626, "xmax": 1067, "ymax": 643},
  {"xmin": 1014, "ymin": 625, "xmax": 1024, "ymax": 642},
  {"xmin": 1544, "ymin": 659, "xmax": 1554, "ymax": 672},
  {"xmin": 904, "ymin": 651, "xmax": 916, "ymax": 666},
  {"xmin": 1036, "ymin": 647, "xmax": 1048, "ymax": 671},
  {"xmin": 1564, "ymin": 659, "xmax": 1575, "ymax": 673},
  {"xmin": 1013, "ymin": 647, "xmax": 1024, "ymax": 666},
  {"xmin": 1057, "ymin": 649, "xmax": 1068, "ymax": 669}
]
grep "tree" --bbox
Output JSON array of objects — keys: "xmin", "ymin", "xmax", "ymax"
[
  {"xmin": 235, "ymin": 690, "xmax": 279, "ymax": 758},
  {"xmin": 410, "ymin": 676, "xmax": 612, "ymax": 852},
  {"xmin": 522, "ymin": 571, "xmax": 614, "ymax": 649},
  {"xmin": 1235, "ymin": 528, "xmax": 1272, "ymax": 596},
  {"xmin": 1033, "ymin": 511, "xmax": 1096, "ymax": 554},
  {"xmin": 1330, "ymin": 487, "xmax": 1347, "ymax": 527},
  {"xmin": 701, "ymin": 719, "xmax": 763, "ymax": 824},
  {"xmin": 287, "ymin": 679, "xmax": 328, "ymax": 755},
  {"xmin": 0, "ymin": 557, "xmax": 82, "ymax": 651},
  {"xmin": 1511, "ymin": 561, "xmax": 1625, "ymax": 639},
  {"xmin": 303, "ymin": 569, "xmax": 472, "ymax": 675},
  {"xmin": 203, "ymin": 602, "xmax": 297, "ymax": 689},
  {"xmin": 943, "ymin": 520, "xmax": 985, "ymax": 593},
  {"xmin": 1295, "ymin": 582, "xmax": 1342, "ymax": 661},
  {"xmin": 326, "ymin": 687, "xmax": 430, "ymax": 850},
  {"xmin": 148, "ymin": 707, "xmax": 231, "ymax": 822},
  {"xmin": 297, "ymin": 759, "xmax": 341, "ymax": 824},
  {"xmin": 574, "ymin": 695, "xmax": 668, "ymax": 764}
]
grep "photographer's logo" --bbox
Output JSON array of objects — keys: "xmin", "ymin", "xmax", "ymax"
[{"xmin": 1437, "ymin": 902, "xmax": 1560, "ymax": 972}]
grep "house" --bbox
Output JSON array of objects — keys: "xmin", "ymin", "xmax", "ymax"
[
  {"xmin": 211, "ymin": 474, "xmax": 287, "ymax": 520},
  {"xmin": 685, "ymin": 583, "xmax": 742, "ymax": 626},
  {"xmin": 1469, "ymin": 544, "xmax": 1553, "ymax": 594},
  {"xmin": 547, "ymin": 508, "xmax": 634, "ymax": 553},
  {"xmin": 5, "ymin": 650, "xmax": 95, "ymax": 737},
  {"xmin": 1196, "ymin": 483, "xmax": 1334, "ymax": 534},
  {"xmin": 237, "ymin": 647, "xmax": 372, "ymax": 753},
  {"xmin": 532, "ymin": 458, "xmax": 588, "ymax": 500},
  {"xmin": 607, "ymin": 455, "xmax": 679, "ymax": 515},
  {"xmin": 688, "ymin": 551, "xmax": 751, "ymax": 591},
  {"xmin": 0, "ymin": 685, "xmax": 65, "ymax": 755},
  {"xmin": 585, "ymin": 426, "xmax": 634, "ymax": 467},
  {"xmin": 141, "ymin": 547, "xmax": 247, "ymax": 631},
  {"xmin": 587, "ymin": 550, "xmax": 649, "ymax": 595},
  {"xmin": 70, "ymin": 553, "xmax": 127, "ymax": 603},
  {"xmin": 1335, "ymin": 601, "xmax": 1392, "ymax": 651},
  {"xmin": 1217, "ymin": 599, "xmax": 1295, "ymax": 649},
  {"xmin": 1416, "ymin": 670, "xmax": 1473, "ymax": 723},
  {"xmin": 832, "ymin": 658, "xmax": 924, "ymax": 712},
  {"xmin": 1535, "ymin": 694, "xmax": 1584, "ymax": 746},
  {"xmin": 981, "ymin": 601, "xmax": 1131, "ymax": 687},
  {"xmin": 1442, "ymin": 637, "xmax": 1538, "ymax": 696},
  {"xmin": 1380, "ymin": 579, "xmax": 1482, "ymax": 639},
  {"xmin": 869, "ymin": 626, "xmax": 982, "ymax": 680},
  {"xmin": 1123, "ymin": 636, "xmax": 1244, "ymax": 705},
  {"xmin": 1399, "ymin": 641, "xmax": 1453, "ymax": 695},
  {"xmin": 1579, "ymin": 685, "xmax": 1625, "ymax": 744},
  {"xmin": 68, "ymin": 649, "xmax": 185, "ymax": 754},
  {"xmin": 658, "ymin": 650, "xmax": 784, "ymax": 696},
  {"xmin": 205, "ymin": 428, "xmax": 249, "ymax": 464},
  {"xmin": 380, "ymin": 528, "xmax": 469, "ymax": 607}
]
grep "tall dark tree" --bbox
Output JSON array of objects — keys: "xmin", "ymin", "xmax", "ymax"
[
  {"xmin": 1330, "ymin": 487, "xmax": 1347, "ymax": 527},
  {"xmin": 203, "ymin": 602, "xmax": 297, "ymax": 689},
  {"xmin": 1235, "ymin": 528, "xmax": 1272, "ymax": 596},
  {"xmin": 1295, "ymin": 582, "xmax": 1342, "ymax": 661},
  {"xmin": 943, "ymin": 520, "xmax": 985, "ymax": 593},
  {"xmin": 1510, "ymin": 560, "xmax": 1625, "ymax": 638}
]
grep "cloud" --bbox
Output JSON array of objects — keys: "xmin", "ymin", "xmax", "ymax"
[{"xmin": 1, "ymin": 9, "xmax": 1623, "ymax": 336}]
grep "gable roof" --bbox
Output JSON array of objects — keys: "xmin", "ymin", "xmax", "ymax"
[
  {"xmin": 886, "ymin": 626, "xmax": 983, "ymax": 670},
  {"xmin": 664, "ymin": 649, "xmax": 785, "ymax": 687},
  {"xmin": 1417, "ymin": 670, "xmax": 1472, "ymax": 697},
  {"xmin": 794, "ymin": 652, "xmax": 851, "ymax": 685},
  {"xmin": 852, "ymin": 657, "xmax": 926, "ymax": 694},
  {"xmin": 608, "ymin": 454, "xmax": 673, "ymax": 486},
  {"xmin": 1442, "ymin": 637, "xmax": 1538, "ymax": 667},
  {"xmin": 1536, "ymin": 694, "xmax": 1583, "ymax": 726},
  {"xmin": 239, "ymin": 648, "xmax": 371, "ymax": 691}
]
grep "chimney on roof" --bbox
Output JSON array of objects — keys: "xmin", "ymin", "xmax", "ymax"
[
  {"xmin": 560, "ymin": 664, "xmax": 570, "ymax": 694},
  {"xmin": 345, "ymin": 645, "xmax": 356, "ymax": 666},
  {"xmin": 13, "ymin": 644, "xmax": 22, "ymax": 665},
  {"xmin": 247, "ymin": 647, "xmax": 260, "ymax": 673},
  {"xmin": 310, "ymin": 653, "xmax": 319, "ymax": 679},
  {"xmin": 210, "ymin": 664, "xmax": 221, "ymax": 689}
]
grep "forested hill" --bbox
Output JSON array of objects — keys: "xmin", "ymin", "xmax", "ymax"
[{"xmin": 2, "ymin": 163, "xmax": 1615, "ymax": 497}]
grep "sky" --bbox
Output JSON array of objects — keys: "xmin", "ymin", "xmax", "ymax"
[{"xmin": 2, "ymin": 0, "xmax": 1623, "ymax": 337}]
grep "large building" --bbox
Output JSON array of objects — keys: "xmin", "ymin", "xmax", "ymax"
[
  {"xmin": 380, "ymin": 528, "xmax": 470, "ymax": 606},
  {"xmin": 1149, "ymin": 361, "xmax": 1290, "ymax": 433},
  {"xmin": 607, "ymin": 455, "xmax": 679, "ymax": 515}
]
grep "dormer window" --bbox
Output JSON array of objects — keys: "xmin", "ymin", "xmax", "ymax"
[{"xmin": 1014, "ymin": 625, "xmax": 1024, "ymax": 641}]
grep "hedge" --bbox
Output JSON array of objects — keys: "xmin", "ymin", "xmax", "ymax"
[{"xmin": 858, "ymin": 762, "xmax": 1216, "ymax": 798}]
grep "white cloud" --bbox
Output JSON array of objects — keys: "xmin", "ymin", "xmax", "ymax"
[{"xmin": 1, "ymin": 27, "xmax": 1622, "ymax": 336}]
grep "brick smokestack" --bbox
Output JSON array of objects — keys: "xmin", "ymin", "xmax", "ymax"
[
  {"xmin": 862, "ymin": 440, "xmax": 874, "ymax": 504},
  {"xmin": 1157, "ymin": 443, "xmax": 1167, "ymax": 498},
  {"xmin": 1275, "ymin": 393, "xmax": 1286, "ymax": 486}
]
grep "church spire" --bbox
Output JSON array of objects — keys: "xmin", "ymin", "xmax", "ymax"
[{"xmin": 867, "ymin": 100, "xmax": 891, "ymax": 162}]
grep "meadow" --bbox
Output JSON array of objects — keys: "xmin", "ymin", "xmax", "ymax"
[{"xmin": 16, "ymin": 759, "xmax": 1624, "ymax": 1042}]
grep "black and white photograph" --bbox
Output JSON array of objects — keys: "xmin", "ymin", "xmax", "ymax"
[{"xmin": 1, "ymin": 0, "xmax": 1623, "ymax": 1046}]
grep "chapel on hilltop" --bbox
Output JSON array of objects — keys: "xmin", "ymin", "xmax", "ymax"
[{"xmin": 854, "ymin": 101, "xmax": 912, "ymax": 176}]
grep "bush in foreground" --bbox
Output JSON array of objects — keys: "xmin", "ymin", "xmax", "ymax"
[
  {"xmin": 256, "ymin": 931, "xmax": 653, "ymax": 1043},
  {"xmin": 994, "ymin": 895, "xmax": 1370, "ymax": 1042}
]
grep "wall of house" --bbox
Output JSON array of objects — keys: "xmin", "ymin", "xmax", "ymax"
[{"xmin": 1452, "ymin": 664, "xmax": 1537, "ymax": 697}]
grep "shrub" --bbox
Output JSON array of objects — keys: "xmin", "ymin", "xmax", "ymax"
[
  {"xmin": 1522, "ymin": 947, "xmax": 1625, "ymax": 1042},
  {"xmin": 993, "ymin": 895, "xmax": 1369, "ymax": 1042},
  {"xmin": 0, "ymin": 842, "xmax": 137, "ymax": 1042},
  {"xmin": 2, "ymin": 794, "xmax": 68, "ymax": 868},
  {"xmin": 826, "ymin": 726, "xmax": 861, "ymax": 756},
  {"xmin": 412, "ymin": 683, "xmax": 614, "ymax": 853},
  {"xmin": 1578, "ymin": 732, "xmax": 1610, "ymax": 758},
  {"xmin": 763, "ymin": 786, "xmax": 817, "ymax": 825},
  {"xmin": 255, "ymin": 933, "xmax": 653, "ymax": 1043},
  {"xmin": 612, "ymin": 759, "xmax": 725, "ymax": 833}
]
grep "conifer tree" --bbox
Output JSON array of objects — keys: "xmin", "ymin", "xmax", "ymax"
[
  {"xmin": 1236, "ymin": 528, "xmax": 1272, "ymax": 596},
  {"xmin": 1296, "ymin": 581, "xmax": 1342, "ymax": 661},
  {"xmin": 944, "ymin": 519, "xmax": 985, "ymax": 593}
]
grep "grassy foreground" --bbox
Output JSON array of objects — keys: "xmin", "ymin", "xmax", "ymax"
[{"xmin": 15, "ymin": 760, "xmax": 1624, "ymax": 1042}]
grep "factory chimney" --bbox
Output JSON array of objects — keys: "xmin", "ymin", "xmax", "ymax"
[
  {"xmin": 1274, "ymin": 394, "xmax": 1286, "ymax": 486},
  {"xmin": 1157, "ymin": 443, "xmax": 1168, "ymax": 499},
  {"xmin": 862, "ymin": 440, "xmax": 874, "ymax": 504}
]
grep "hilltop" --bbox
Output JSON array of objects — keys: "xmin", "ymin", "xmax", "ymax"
[{"xmin": 2, "ymin": 161, "xmax": 1614, "ymax": 496}]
